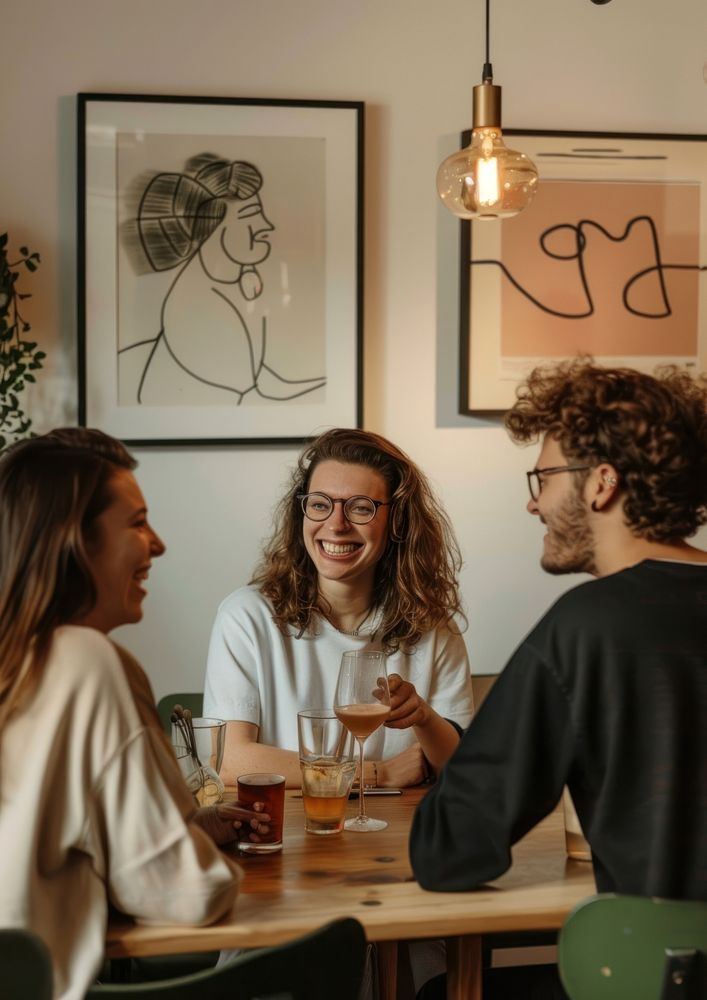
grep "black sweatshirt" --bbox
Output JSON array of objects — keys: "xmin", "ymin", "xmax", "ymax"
[{"xmin": 410, "ymin": 560, "xmax": 707, "ymax": 902}]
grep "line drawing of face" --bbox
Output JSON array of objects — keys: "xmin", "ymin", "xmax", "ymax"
[
  {"xmin": 219, "ymin": 193, "xmax": 275, "ymax": 267},
  {"xmin": 527, "ymin": 436, "xmax": 597, "ymax": 576}
]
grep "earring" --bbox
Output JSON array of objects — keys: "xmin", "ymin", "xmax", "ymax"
[{"xmin": 603, "ymin": 475, "xmax": 617, "ymax": 486}]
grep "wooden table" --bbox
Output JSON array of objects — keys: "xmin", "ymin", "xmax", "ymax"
[{"xmin": 105, "ymin": 789, "xmax": 596, "ymax": 999}]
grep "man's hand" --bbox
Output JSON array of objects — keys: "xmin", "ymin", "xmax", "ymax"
[
  {"xmin": 385, "ymin": 673, "xmax": 431, "ymax": 730},
  {"xmin": 194, "ymin": 801, "xmax": 271, "ymax": 847}
]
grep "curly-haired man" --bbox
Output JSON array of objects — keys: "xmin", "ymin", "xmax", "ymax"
[{"xmin": 411, "ymin": 359, "xmax": 707, "ymax": 908}]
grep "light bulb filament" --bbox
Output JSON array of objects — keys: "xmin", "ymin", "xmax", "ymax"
[{"xmin": 477, "ymin": 156, "xmax": 500, "ymax": 206}]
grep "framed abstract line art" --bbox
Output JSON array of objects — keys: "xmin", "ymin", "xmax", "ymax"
[
  {"xmin": 77, "ymin": 93, "xmax": 364, "ymax": 445},
  {"xmin": 458, "ymin": 129, "xmax": 707, "ymax": 415}
]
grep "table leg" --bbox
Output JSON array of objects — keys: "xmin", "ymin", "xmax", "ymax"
[
  {"xmin": 377, "ymin": 941, "xmax": 398, "ymax": 1000},
  {"xmin": 446, "ymin": 935, "xmax": 482, "ymax": 1000}
]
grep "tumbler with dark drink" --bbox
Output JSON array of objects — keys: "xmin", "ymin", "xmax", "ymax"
[{"xmin": 236, "ymin": 772, "xmax": 286, "ymax": 853}]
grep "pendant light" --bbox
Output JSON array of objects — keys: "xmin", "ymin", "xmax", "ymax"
[{"xmin": 436, "ymin": 0, "xmax": 539, "ymax": 220}]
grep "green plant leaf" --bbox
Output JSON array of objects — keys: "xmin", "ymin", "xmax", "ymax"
[
  {"xmin": 19, "ymin": 246, "xmax": 28, "ymax": 256},
  {"xmin": 0, "ymin": 234, "xmax": 7, "ymax": 249},
  {"xmin": 24, "ymin": 373, "xmax": 35, "ymax": 383}
]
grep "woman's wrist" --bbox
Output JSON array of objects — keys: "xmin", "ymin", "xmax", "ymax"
[
  {"xmin": 356, "ymin": 761, "xmax": 379, "ymax": 788},
  {"xmin": 372, "ymin": 760, "xmax": 386, "ymax": 787}
]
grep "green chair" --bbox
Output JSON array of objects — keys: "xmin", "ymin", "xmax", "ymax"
[
  {"xmin": 558, "ymin": 894, "xmax": 707, "ymax": 1000},
  {"xmin": 87, "ymin": 917, "xmax": 366, "ymax": 999},
  {"xmin": 156, "ymin": 692, "xmax": 204, "ymax": 734},
  {"xmin": 0, "ymin": 927, "xmax": 53, "ymax": 1000}
]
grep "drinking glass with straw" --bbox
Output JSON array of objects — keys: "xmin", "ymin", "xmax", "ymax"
[{"xmin": 170, "ymin": 705, "xmax": 225, "ymax": 805}]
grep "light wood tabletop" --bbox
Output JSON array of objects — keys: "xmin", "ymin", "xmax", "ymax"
[{"xmin": 105, "ymin": 788, "xmax": 596, "ymax": 999}]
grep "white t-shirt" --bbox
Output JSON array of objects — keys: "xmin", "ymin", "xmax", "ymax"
[
  {"xmin": 204, "ymin": 586, "xmax": 473, "ymax": 759},
  {"xmin": 0, "ymin": 626, "xmax": 241, "ymax": 1000}
]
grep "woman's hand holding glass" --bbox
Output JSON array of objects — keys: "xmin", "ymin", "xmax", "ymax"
[
  {"xmin": 194, "ymin": 802, "xmax": 271, "ymax": 848},
  {"xmin": 384, "ymin": 673, "xmax": 432, "ymax": 730}
]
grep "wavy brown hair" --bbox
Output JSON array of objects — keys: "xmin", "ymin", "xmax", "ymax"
[
  {"xmin": 251, "ymin": 428, "xmax": 465, "ymax": 651},
  {"xmin": 505, "ymin": 357, "xmax": 707, "ymax": 541},
  {"xmin": 0, "ymin": 429, "xmax": 136, "ymax": 728}
]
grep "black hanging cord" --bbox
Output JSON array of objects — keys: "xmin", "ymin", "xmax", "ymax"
[{"xmin": 482, "ymin": 0, "xmax": 493, "ymax": 82}]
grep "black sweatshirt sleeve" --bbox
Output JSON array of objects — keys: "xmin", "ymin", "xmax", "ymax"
[{"xmin": 409, "ymin": 644, "xmax": 575, "ymax": 891}]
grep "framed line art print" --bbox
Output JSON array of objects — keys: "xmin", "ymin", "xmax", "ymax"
[
  {"xmin": 458, "ymin": 129, "xmax": 707, "ymax": 415},
  {"xmin": 77, "ymin": 93, "xmax": 363, "ymax": 445}
]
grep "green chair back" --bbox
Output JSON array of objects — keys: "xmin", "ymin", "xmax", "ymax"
[
  {"xmin": 156, "ymin": 692, "xmax": 204, "ymax": 734},
  {"xmin": 0, "ymin": 927, "xmax": 53, "ymax": 1000},
  {"xmin": 86, "ymin": 917, "xmax": 366, "ymax": 999},
  {"xmin": 558, "ymin": 894, "xmax": 707, "ymax": 1000}
]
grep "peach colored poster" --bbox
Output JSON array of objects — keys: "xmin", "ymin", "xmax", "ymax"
[
  {"xmin": 461, "ymin": 131, "xmax": 707, "ymax": 413},
  {"xmin": 500, "ymin": 180, "xmax": 699, "ymax": 359}
]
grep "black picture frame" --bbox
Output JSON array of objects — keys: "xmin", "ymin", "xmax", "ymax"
[
  {"xmin": 458, "ymin": 128, "xmax": 707, "ymax": 416},
  {"xmin": 78, "ymin": 93, "xmax": 364, "ymax": 445}
]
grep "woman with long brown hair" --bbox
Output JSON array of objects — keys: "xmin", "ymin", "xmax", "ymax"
[
  {"xmin": 205, "ymin": 428, "xmax": 473, "ymax": 787},
  {"xmin": 0, "ymin": 428, "xmax": 263, "ymax": 1000}
]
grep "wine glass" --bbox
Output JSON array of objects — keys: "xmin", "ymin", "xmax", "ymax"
[{"xmin": 334, "ymin": 650, "xmax": 391, "ymax": 832}]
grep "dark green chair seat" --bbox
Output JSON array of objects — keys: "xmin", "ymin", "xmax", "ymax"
[
  {"xmin": 0, "ymin": 927, "xmax": 53, "ymax": 1000},
  {"xmin": 558, "ymin": 894, "xmax": 707, "ymax": 1000},
  {"xmin": 87, "ymin": 917, "xmax": 366, "ymax": 999},
  {"xmin": 155, "ymin": 692, "xmax": 204, "ymax": 734}
]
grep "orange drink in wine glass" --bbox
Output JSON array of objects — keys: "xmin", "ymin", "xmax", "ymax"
[{"xmin": 334, "ymin": 650, "xmax": 391, "ymax": 832}]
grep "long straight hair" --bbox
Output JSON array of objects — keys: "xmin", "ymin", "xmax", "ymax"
[{"xmin": 0, "ymin": 430, "xmax": 136, "ymax": 728}]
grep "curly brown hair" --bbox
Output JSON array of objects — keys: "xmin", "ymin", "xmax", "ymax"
[
  {"xmin": 505, "ymin": 357, "xmax": 707, "ymax": 541},
  {"xmin": 251, "ymin": 428, "xmax": 465, "ymax": 652}
]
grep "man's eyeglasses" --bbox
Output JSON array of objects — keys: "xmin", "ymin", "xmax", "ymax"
[
  {"xmin": 526, "ymin": 465, "xmax": 591, "ymax": 501},
  {"xmin": 297, "ymin": 492, "xmax": 392, "ymax": 525}
]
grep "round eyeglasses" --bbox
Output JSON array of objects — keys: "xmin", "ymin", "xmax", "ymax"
[
  {"xmin": 526, "ymin": 465, "xmax": 591, "ymax": 501},
  {"xmin": 297, "ymin": 492, "xmax": 392, "ymax": 525}
]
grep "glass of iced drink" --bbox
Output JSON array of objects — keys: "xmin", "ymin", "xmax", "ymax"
[
  {"xmin": 236, "ymin": 773, "xmax": 286, "ymax": 853},
  {"xmin": 334, "ymin": 650, "xmax": 391, "ymax": 832},
  {"xmin": 297, "ymin": 709, "xmax": 357, "ymax": 835}
]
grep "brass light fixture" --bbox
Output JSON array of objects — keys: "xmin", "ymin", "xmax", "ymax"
[{"xmin": 436, "ymin": 0, "xmax": 539, "ymax": 220}]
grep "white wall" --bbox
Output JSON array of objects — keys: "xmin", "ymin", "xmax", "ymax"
[{"xmin": 2, "ymin": 0, "xmax": 706, "ymax": 696}]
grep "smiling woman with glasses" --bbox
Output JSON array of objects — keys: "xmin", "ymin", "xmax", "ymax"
[{"xmin": 204, "ymin": 427, "xmax": 473, "ymax": 796}]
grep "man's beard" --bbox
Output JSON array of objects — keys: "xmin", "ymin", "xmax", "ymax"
[{"xmin": 541, "ymin": 491, "xmax": 597, "ymax": 576}]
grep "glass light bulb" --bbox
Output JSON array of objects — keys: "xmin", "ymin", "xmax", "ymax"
[{"xmin": 437, "ymin": 127, "xmax": 539, "ymax": 220}]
